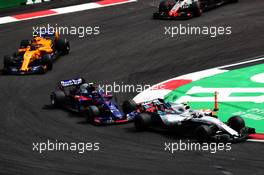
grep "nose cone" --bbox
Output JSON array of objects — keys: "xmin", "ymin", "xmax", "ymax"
[{"xmin": 20, "ymin": 51, "xmax": 34, "ymax": 71}]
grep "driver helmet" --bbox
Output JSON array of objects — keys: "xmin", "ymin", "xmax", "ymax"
[
  {"xmin": 88, "ymin": 82, "xmax": 95, "ymax": 92},
  {"xmin": 32, "ymin": 35, "xmax": 39, "ymax": 44},
  {"xmin": 157, "ymin": 104, "xmax": 166, "ymax": 111},
  {"xmin": 33, "ymin": 32, "xmax": 38, "ymax": 38},
  {"xmin": 80, "ymin": 83, "xmax": 89, "ymax": 94}
]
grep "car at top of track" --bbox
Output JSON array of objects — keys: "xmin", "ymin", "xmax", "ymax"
[
  {"xmin": 122, "ymin": 98, "xmax": 255, "ymax": 142},
  {"xmin": 153, "ymin": 0, "xmax": 238, "ymax": 20},
  {"xmin": 2, "ymin": 30, "xmax": 70, "ymax": 75},
  {"xmin": 50, "ymin": 78, "xmax": 134, "ymax": 125}
]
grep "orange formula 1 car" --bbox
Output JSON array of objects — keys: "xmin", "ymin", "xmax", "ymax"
[{"xmin": 2, "ymin": 30, "xmax": 70, "ymax": 75}]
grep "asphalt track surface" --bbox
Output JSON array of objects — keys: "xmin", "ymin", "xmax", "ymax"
[{"xmin": 1, "ymin": 0, "xmax": 264, "ymax": 174}]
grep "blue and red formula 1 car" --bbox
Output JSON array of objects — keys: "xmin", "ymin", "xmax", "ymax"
[{"xmin": 50, "ymin": 78, "xmax": 133, "ymax": 125}]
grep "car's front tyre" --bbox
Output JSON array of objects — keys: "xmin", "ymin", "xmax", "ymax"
[
  {"xmin": 3, "ymin": 55, "xmax": 15, "ymax": 68},
  {"xmin": 122, "ymin": 99, "xmax": 137, "ymax": 115},
  {"xmin": 227, "ymin": 116, "xmax": 245, "ymax": 132},
  {"xmin": 86, "ymin": 106, "xmax": 100, "ymax": 124},
  {"xmin": 195, "ymin": 125, "xmax": 213, "ymax": 142},
  {"xmin": 42, "ymin": 54, "xmax": 53, "ymax": 71}
]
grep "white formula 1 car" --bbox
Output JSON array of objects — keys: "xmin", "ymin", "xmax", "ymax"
[
  {"xmin": 153, "ymin": 0, "xmax": 238, "ymax": 20},
  {"xmin": 122, "ymin": 99, "xmax": 255, "ymax": 142}
]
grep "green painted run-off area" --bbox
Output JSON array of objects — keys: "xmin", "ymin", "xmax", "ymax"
[{"xmin": 165, "ymin": 64, "xmax": 264, "ymax": 133}]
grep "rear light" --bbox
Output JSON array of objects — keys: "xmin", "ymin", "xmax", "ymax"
[{"xmin": 169, "ymin": 10, "xmax": 178, "ymax": 17}]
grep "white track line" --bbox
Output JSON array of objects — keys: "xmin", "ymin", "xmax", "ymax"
[
  {"xmin": 0, "ymin": 0, "xmax": 137, "ymax": 25},
  {"xmin": 218, "ymin": 56, "xmax": 264, "ymax": 69}
]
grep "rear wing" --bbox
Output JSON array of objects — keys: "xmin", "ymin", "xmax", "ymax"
[{"xmin": 59, "ymin": 78, "xmax": 85, "ymax": 87}]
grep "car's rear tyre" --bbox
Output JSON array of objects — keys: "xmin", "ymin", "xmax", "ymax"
[
  {"xmin": 20, "ymin": 40, "xmax": 31, "ymax": 48},
  {"xmin": 227, "ymin": 116, "xmax": 245, "ymax": 132},
  {"xmin": 134, "ymin": 113, "xmax": 152, "ymax": 131},
  {"xmin": 195, "ymin": 125, "xmax": 213, "ymax": 142},
  {"xmin": 55, "ymin": 39, "xmax": 70, "ymax": 55},
  {"xmin": 50, "ymin": 90, "xmax": 66, "ymax": 107},
  {"xmin": 86, "ymin": 106, "xmax": 100, "ymax": 123},
  {"xmin": 192, "ymin": 0, "xmax": 202, "ymax": 17},
  {"xmin": 122, "ymin": 100, "xmax": 137, "ymax": 115},
  {"xmin": 159, "ymin": 1, "xmax": 171, "ymax": 13},
  {"xmin": 42, "ymin": 54, "xmax": 53, "ymax": 70}
]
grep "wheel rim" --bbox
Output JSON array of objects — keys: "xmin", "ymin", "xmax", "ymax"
[
  {"xmin": 197, "ymin": 0, "xmax": 202, "ymax": 13},
  {"xmin": 51, "ymin": 96, "xmax": 55, "ymax": 105}
]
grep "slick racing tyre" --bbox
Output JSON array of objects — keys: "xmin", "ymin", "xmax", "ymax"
[
  {"xmin": 20, "ymin": 40, "xmax": 31, "ymax": 48},
  {"xmin": 192, "ymin": 0, "xmax": 202, "ymax": 17},
  {"xmin": 122, "ymin": 100, "xmax": 137, "ymax": 115},
  {"xmin": 159, "ymin": 1, "xmax": 172, "ymax": 13},
  {"xmin": 195, "ymin": 125, "xmax": 213, "ymax": 142},
  {"xmin": 3, "ymin": 55, "xmax": 14, "ymax": 68},
  {"xmin": 86, "ymin": 106, "xmax": 100, "ymax": 123},
  {"xmin": 42, "ymin": 54, "xmax": 53, "ymax": 70},
  {"xmin": 55, "ymin": 39, "xmax": 70, "ymax": 55},
  {"xmin": 50, "ymin": 90, "xmax": 66, "ymax": 107},
  {"xmin": 134, "ymin": 113, "xmax": 152, "ymax": 131},
  {"xmin": 227, "ymin": 116, "xmax": 245, "ymax": 132}
]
